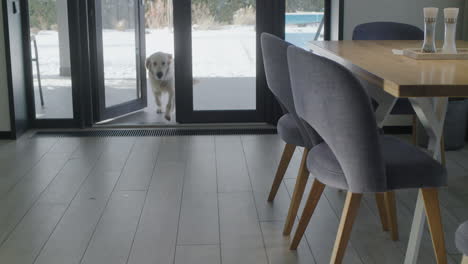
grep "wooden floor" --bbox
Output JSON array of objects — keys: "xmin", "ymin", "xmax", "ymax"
[{"xmin": 0, "ymin": 134, "xmax": 467, "ymax": 264}]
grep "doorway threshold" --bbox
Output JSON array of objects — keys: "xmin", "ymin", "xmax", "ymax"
[
  {"xmin": 93, "ymin": 122, "xmax": 274, "ymax": 130},
  {"xmin": 32, "ymin": 124, "xmax": 277, "ymax": 138}
]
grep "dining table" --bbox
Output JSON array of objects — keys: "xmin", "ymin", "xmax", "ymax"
[{"xmin": 308, "ymin": 40, "xmax": 468, "ymax": 264}]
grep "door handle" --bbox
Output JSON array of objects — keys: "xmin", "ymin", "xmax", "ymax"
[{"xmin": 12, "ymin": 1, "xmax": 18, "ymax": 14}]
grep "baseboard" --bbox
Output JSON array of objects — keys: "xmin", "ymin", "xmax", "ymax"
[{"xmin": 0, "ymin": 131, "xmax": 15, "ymax": 139}]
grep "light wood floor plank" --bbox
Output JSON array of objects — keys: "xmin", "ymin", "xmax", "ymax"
[
  {"xmin": 38, "ymin": 157, "xmax": 100, "ymax": 206},
  {"xmin": 81, "ymin": 191, "xmax": 146, "ymax": 264},
  {"xmin": 0, "ymin": 138, "xmax": 57, "ymax": 160},
  {"xmin": 215, "ymin": 136, "xmax": 251, "ymax": 192},
  {"xmin": 218, "ymin": 192, "xmax": 268, "ymax": 264},
  {"xmin": 183, "ymin": 136, "xmax": 217, "ymax": 194},
  {"xmin": 241, "ymin": 136, "xmax": 293, "ymax": 221},
  {"xmin": 127, "ymin": 162, "xmax": 185, "ymax": 264},
  {"xmin": 33, "ymin": 171, "xmax": 124, "ymax": 264},
  {"xmin": 48, "ymin": 138, "xmax": 82, "ymax": 154},
  {"xmin": 156, "ymin": 136, "xmax": 188, "ymax": 164},
  {"xmin": 0, "ymin": 152, "xmax": 102, "ymax": 264},
  {"xmin": 0, "ymin": 202, "xmax": 65, "ymax": 264},
  {"xmin": 116, "ymin": 137, "xmax": 161, "ymax": 191},
  {"xmin": 261, "ymin": 221, "xmax": 316, "ymax": 264},
  {"xmin": 0, "ymin": 138, "xmax": 59, "ymax": 196},
  {"xmin": 177, "ymin": 191, "xmax": 219, "ymax": 245},
  {"xmin": 0, "ymin": 152, "xmax": 71, "ymax": 244},
  {"xmin": 0, "ymin": 135, "xmax": 466, "ymax": 264},
  {"xmin": 177, "ymin": 136, "xmax": 218, "ymax": 246},
  {"xmin": 33, "ymin": 138, "xmax": 135, "ymax": 264},
  {"xmin": 175, "ymin": 245, "xmax": 221, "ymax": 264}
]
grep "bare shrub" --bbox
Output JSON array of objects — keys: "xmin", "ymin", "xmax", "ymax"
[
  {"xmin": 145, "ymin": 0, "xmax": 172, "ymax": 29},
  {"xmin": 233, "ymin": 6, "xmax": 256, "ymax": 25},
  {"xmin": 192, "ymin": 2, "xmax": 220, "ymax": 30}
]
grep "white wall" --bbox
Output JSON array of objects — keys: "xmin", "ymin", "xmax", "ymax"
[
  {"xmin": 343, "ymin": 0, "xmax": 465, "ymax": 40},
  {"xmin": 0, "ymin": 5, "xmax": 12, "ymax": 132}
]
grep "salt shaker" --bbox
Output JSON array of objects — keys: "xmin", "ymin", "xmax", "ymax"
[
  {"xmin": 422, "ymin": 7, "xmax": 438, "ymax": 53},
  {"xmin": 442, "ymin": 8, "xmax": 459, "ymax": 54}
]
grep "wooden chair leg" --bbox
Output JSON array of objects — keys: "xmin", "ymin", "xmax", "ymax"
[
  {"xmin": 375, "ymin": 193, "xmax": 389, "ymax": 232},
  {"xmin": 283, "ymin": 148, "xmax": 310, "ymax": 236},
  {"xmin": 385, "ymin": 191, "xmax": 399, "ymax": 241},
  {"xmin": 290, "ymin": 179, "xmax": 325, "ymax": 250},
  {"xmin": 330, "ymin": 192, "xmax": 362, "ymax": 264},
  {"xmin": 268, "ymin": 143, "xmax": 296, "ymax": 202},
  {"xmin": 421, "ymin": 188, "xmax": 447, "ymax": 264},
  {"xmin": 462, "ymin": 255, "xmax": 468, "ymax": 264},
  {"xmin": 412, "ymin": 115, "xmax": 418, "ymax": 145},
  {"xmin": 440, "ymin": 136, "xmax": 446, "ymax": 166}
]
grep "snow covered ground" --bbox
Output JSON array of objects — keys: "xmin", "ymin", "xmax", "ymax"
[
  {"xmin": 32, "ymin": 24, "xmax": 320, "ymax": 120},
  {"xmin": 34, "ymin": 24, "xmax": 320, "ymax": 78}
]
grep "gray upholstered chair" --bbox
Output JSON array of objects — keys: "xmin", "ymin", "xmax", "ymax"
[
  {"xmin": 352, "ymin": 22, "xmax": 446, "ymax": 165},
  {"xmin": 261, "ymin": 33, "xmax": 393, "ymax": 238},
  {"xmin": 287, "ymin": 46, "xmax": 448, "ymax": 264},
  {"xmin": 456, "ymin": 221, "xmax": 468, "ymax": 264}
]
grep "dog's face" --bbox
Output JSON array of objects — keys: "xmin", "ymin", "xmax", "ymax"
[{"xmin": 146, "ymin": 52, "xmax": 173, "ymax": 81}]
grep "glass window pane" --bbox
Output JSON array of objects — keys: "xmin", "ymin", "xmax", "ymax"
[
  {"xmin": 191, "ymin": 1, "xmax": 256, "ymax": 111},
  {"xmin": 28, "ymin": 0, "xmax": 74, "ymax": 119},
  {"xmin": 286, "ymin": 0, "xmax": 325, "ymax": 49},
  {"xmin": 101, "ymin": 0, "xmax": 139, "ymax": 107}
]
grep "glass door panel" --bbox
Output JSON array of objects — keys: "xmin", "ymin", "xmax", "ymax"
[
  {"xmin": 27, "ymin": 0, "xmax": 74, "ymax": 119},
  {"xmin": 285, "ymin": 0, "xmax": 325, "ymax": 48},
  {"xmin": 101, "ymin": 0, "xmax": 139, "ymax": 107},
  {"xmin": 92, "ymin": 0, "xmax": 147, "ymax": 122},
  {"xmin": 191, "ymin": 1, "xmax": 256, "ymax": 111}
]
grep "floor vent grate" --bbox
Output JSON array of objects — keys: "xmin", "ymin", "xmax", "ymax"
[{"xmin": 33, "ymin": 128, "xmax": 277, "ymax": 138}]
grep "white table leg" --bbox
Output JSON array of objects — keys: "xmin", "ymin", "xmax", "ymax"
[
  {"xmin": 404, "ymin": 97, "xmax": 448, "ymax": 264},
  {"xmin": 363, "ymin": 81, "xmax": 397, "ymax": 128}
]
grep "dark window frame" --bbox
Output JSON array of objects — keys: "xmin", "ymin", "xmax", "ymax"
[{"xmin": 17, "ymin": 0, "xmax": 336, "ymax": 128}]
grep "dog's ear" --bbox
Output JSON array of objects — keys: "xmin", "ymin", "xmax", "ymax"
[
  {"xmin": 145, "ymin": 58, "xmax": 151, "ymax": 69},
  {"xmin": 167, "ymin": 54, "xmax": 173, "ymax": 64}
]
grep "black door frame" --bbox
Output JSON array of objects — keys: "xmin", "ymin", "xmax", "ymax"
[
  {"xmin": 174, "ymin": 0, "xmax": 269, "ymax": 123},
  {"xmin": 88, "ymin": 0, "xmax": 147, "ymax": 122},
  {"xmin": 17, "ymin": 0, "xmax": 333, "ymax": 129},
  {"xmin": 20, "ymin": 0, "xmax": 83, "ymax": 128},
  {"xmin": 174, "ymin": 0, "xmax": 331, "ymax": 124}
]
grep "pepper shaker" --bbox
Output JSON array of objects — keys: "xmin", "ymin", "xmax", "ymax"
[
  {"xmin": 442, "ymin": 8, "xmax": 459, "ymax": 54},
  {"xmin": 422, "ymin": 7, "xmax": 438, "ymax": 53}
]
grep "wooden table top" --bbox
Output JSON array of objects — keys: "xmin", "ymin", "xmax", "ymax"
[{"xmin": 308, "ymin": 40, "xmax": 468, "ymax": 97}]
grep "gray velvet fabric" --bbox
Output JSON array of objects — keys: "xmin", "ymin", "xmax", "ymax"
[
  {"xmin": 352, "ymin": 22, "xmax": 424, "ymax": 116},
  {"xmin": 352, "ymin": 22, "xmax": 423, "ymax": 41},
  {"xmin": 277, "ymin": 114, "xmax": 307, "ymax": 147},
  {"xmin": 307, "ymin": 135, "xmax": 447, "ymax": 191},
  {"xmin": 456, "ymin": 221, "xmax": 468, "ymax": 255},
  {"xmin": 287, "ymin": 46, "xmax": 386, "ymax": 193},
  {"xmin": 287, "ymin": 46, "xmax": 447, "ymax": 193},
  {"xmin": 261, "ymin": 33, "xmax": 322, "ymax": 148}
]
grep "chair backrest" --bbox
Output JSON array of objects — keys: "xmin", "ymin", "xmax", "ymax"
[
  {"xmin": 261, "ymin": 33, "xmax": 321, "ymax": 148},
  {"xmin": 287, "ymin": 46, "xmax": 386, "ymax": 193},
  {"xmin": 352, "ymin": 22, "xmax": 424, "ymax": 40}
]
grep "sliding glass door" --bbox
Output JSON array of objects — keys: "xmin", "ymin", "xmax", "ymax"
[
  {"xmin": 175, "ymin": 0, "xmax": 328, "ymax": 123},
  {"xmin": 89, "ymin": 0, "xmax": 147, "ymax": 122},
  {"xmin": 22, "ymin": 0, "xmax": 330, "ymax": 127},
  {"xmin": 175, "ymin": 0, "xmax": 264, "ymax": 123}
]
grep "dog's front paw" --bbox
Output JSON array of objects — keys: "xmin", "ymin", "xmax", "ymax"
[
  {"xmin": 164, "ymin": 114, "xmax": 171, "ymax": 121},
  {"xmin": 156, "ymin": 108, "xmax": 163, "ymax": 113}
]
